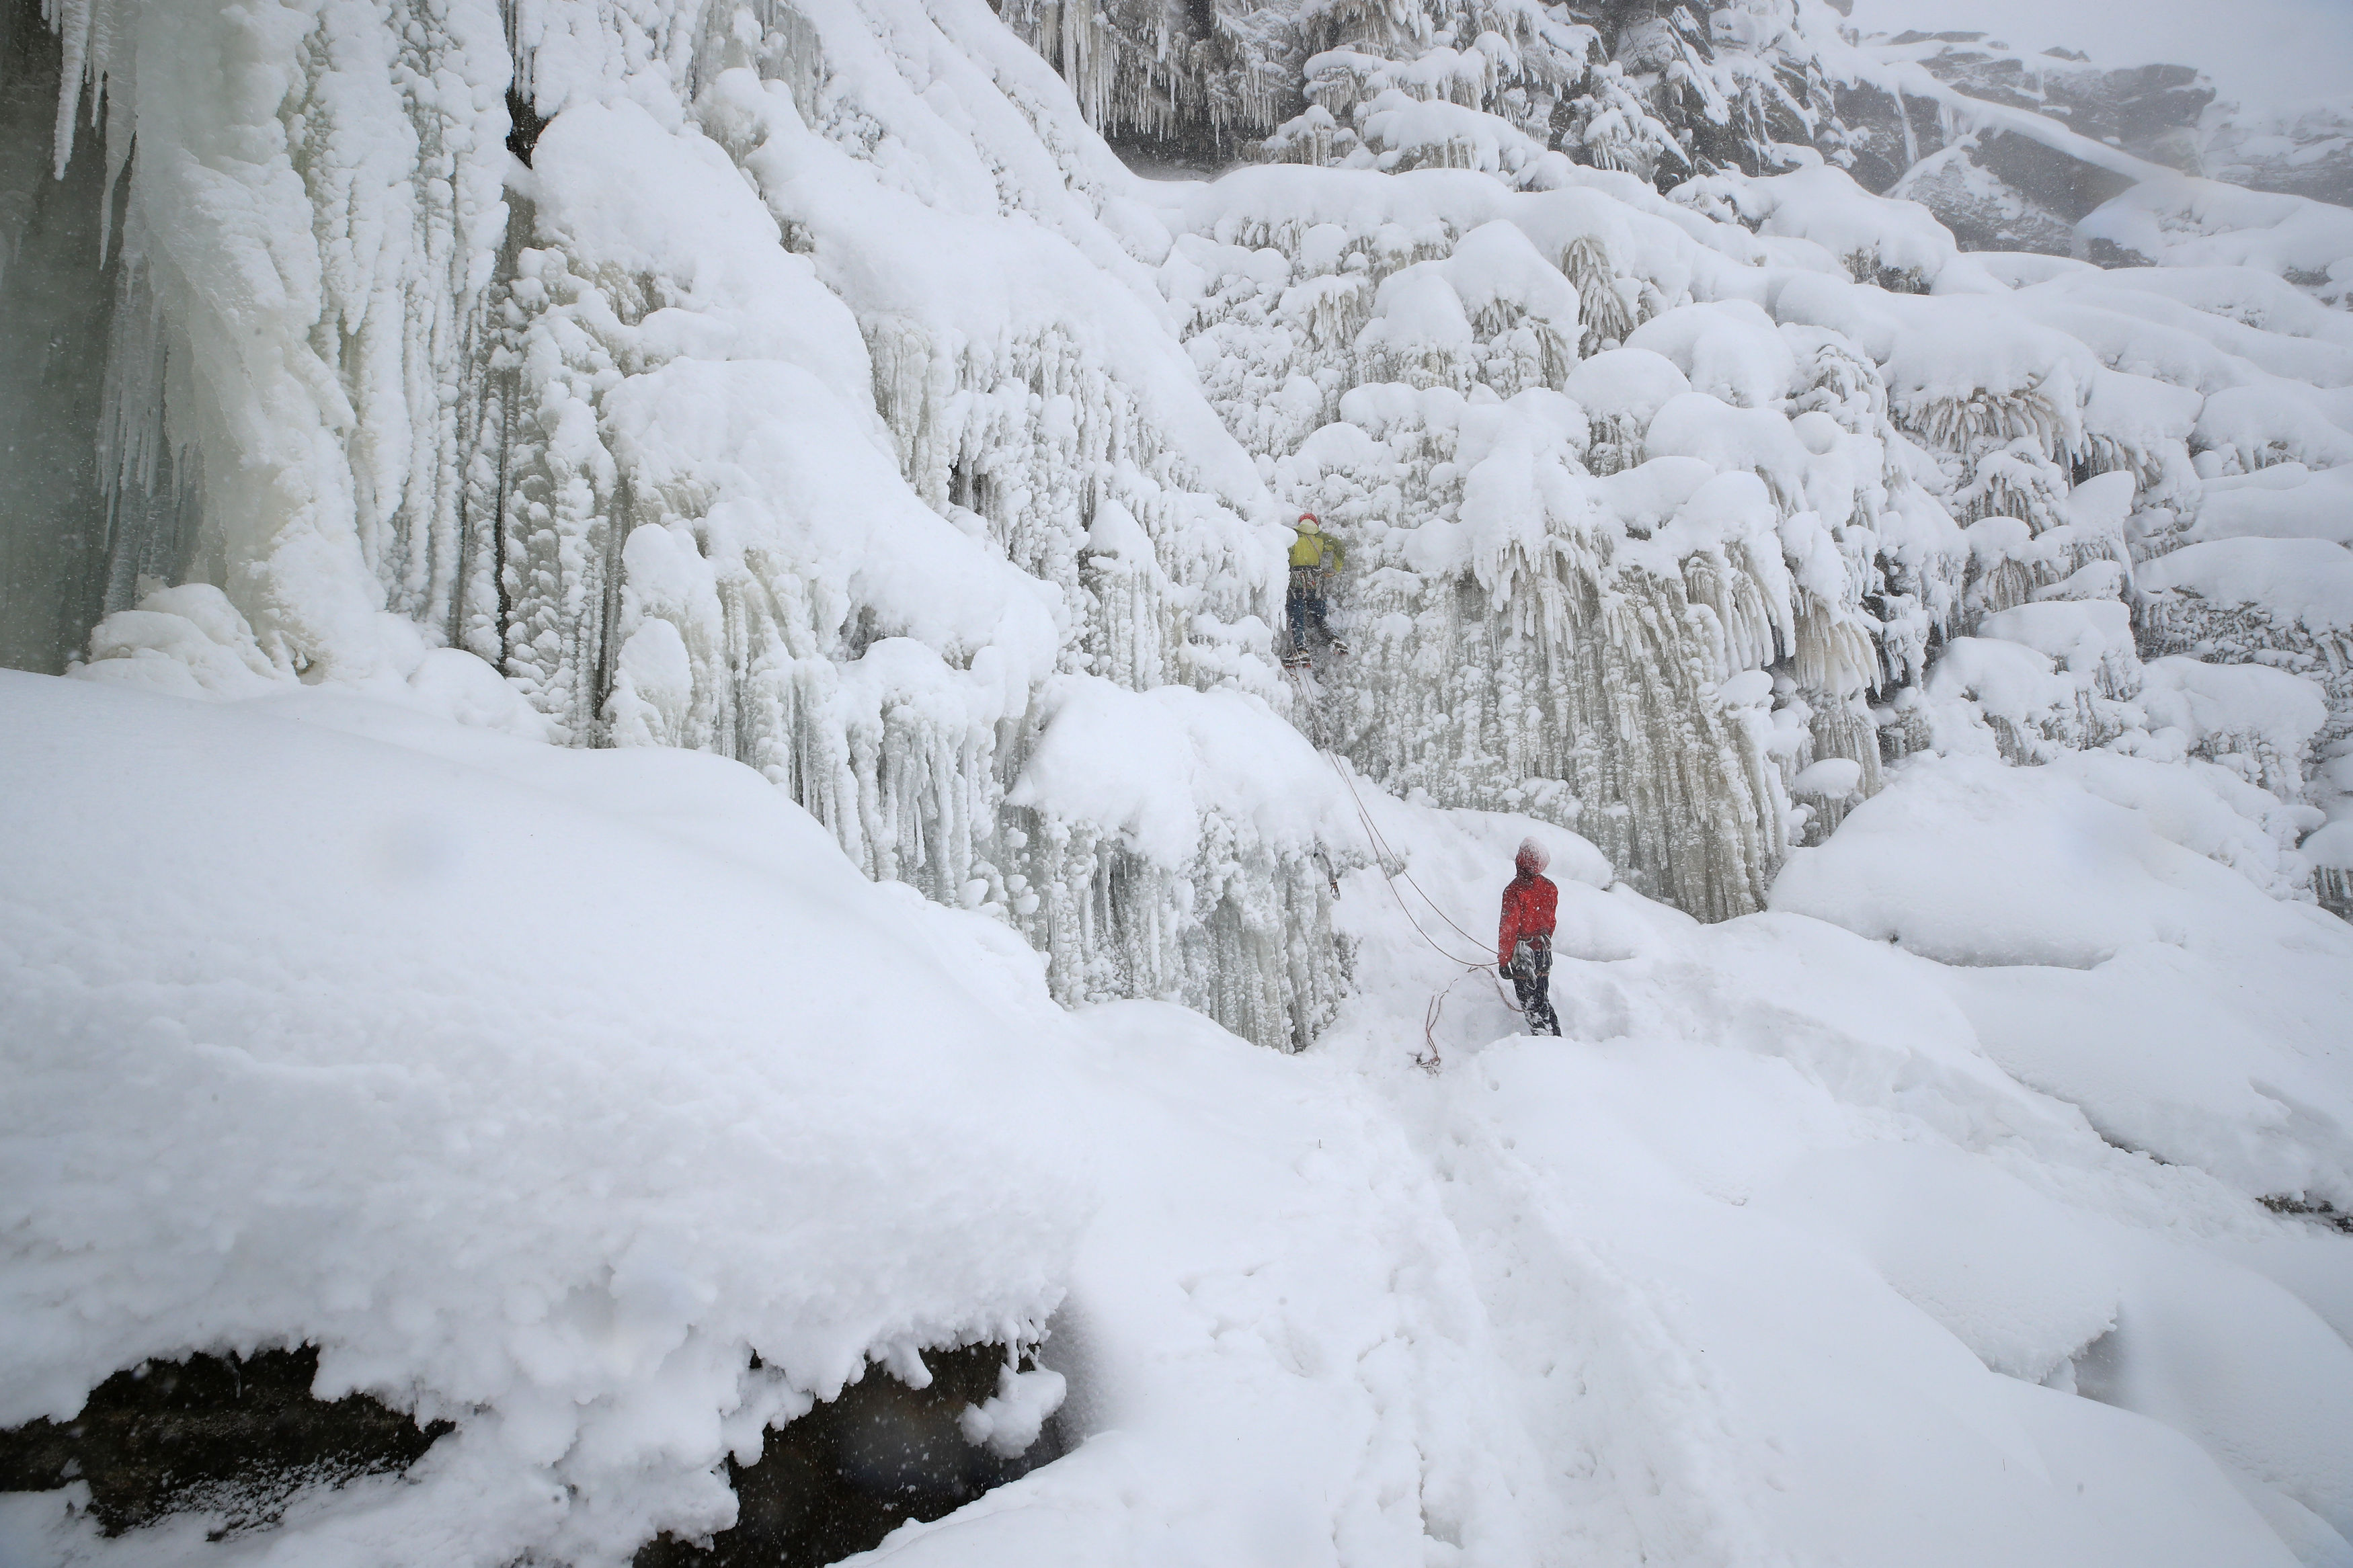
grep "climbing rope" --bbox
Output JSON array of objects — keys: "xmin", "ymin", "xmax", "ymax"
[
  {"xmin": 1329, "ymin": 753, "xmax": 1491, "ymax": 955},
  {"xmin": 1285, "ymin": 661, "xmax": 1529, "ymax": 1074},
  {"xmin": 1325, "ymin": 748, "xmax": 1491, "ymax": 971}
]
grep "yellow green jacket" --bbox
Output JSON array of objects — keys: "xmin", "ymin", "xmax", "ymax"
[{"xmin": 1289, "ymin": 524, "xmax": 1344, "ymax": 571}]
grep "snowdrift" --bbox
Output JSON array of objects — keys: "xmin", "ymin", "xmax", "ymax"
[
  {"xmin": 3, "ymin": 0, "xmax": 2352, "ymax": 1560},
  {"xmin": 9, "ymin": 673, "xmax": 2353, "ymax": 1568}
]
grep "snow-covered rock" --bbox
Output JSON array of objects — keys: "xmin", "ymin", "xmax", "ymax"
[{"xmin": 6, "ymin": 0, "xmax": 2353, "ymax": 1561}]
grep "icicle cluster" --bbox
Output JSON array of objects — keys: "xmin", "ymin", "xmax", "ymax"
[
  {"xmin": 30, "ymin": 0, "xmax": 512, "ymax": 680},
  {"xmin": 995, "ymin": 0, "xmax": 1301, "ymax": 149},
  {"xmin": 24, "ymin": 0, "xmax": 2353, "ymax": 1038},
  {"xmin": 27, "ymin": 0, "xmax": 1367, "ymax": 1050},
  {"xmin": 1166, "ymin": 168, "xmax": 1969, "ymax": 907},
  {"xmin": 1012, "ymin": 0, "xmax": 1866, "ymax": 196},
  {"xmin": 468, "ymin": 9, "xmax": 1353, "ymax": 1049}
]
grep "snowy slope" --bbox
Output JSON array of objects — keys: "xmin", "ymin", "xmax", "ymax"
[
  {"xmin": 5, "ymin": 0, "xmax": 2353, "ymax": 1560},
  {"xmin": 0, "ymin": 671, "xmax": 1100, "ymax": 1562},
  {"xmin": 7, "ymin": 673, "xmax": 2351, "ymax": 1568}
]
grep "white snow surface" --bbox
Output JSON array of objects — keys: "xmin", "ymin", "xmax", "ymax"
[
  {"xmin": 0, "ymin": 673, "xmax": 1095, "ymax": 1563},
  {"xmin": 8, "ymin": 0, "xmax": 2353, "ymax": 1561},
  {"xmin": 8, "ymin": 670, "xmax": 2353, "ymax": 1568}
]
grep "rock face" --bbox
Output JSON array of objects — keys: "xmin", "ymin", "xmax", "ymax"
[
  {"xmin": 1001, "ymin": 1, "xmax": 2353, "ymax": 265},
  {"xmin": 1896, "ymin": 40, "xmax": 2213, "ymax": 165},
  {"xmin": 1852, "ymin": 38, "xmax": 2194, "ymax": 249},
  {"xmin": 0, "ymin": 0, "xmax": 194, "ymax": 677},
  {"xmin": 1853, "ymin": 33, "xmax": 2353, "ymax": 247},
  {"xmin": 2202, "ymin": 101, "xmax": 2353, "ymax": 211},
  {"xmin": 1893, "ymin": 33, "xmax": 2353, "ymax": 214},
  {"xmin": 0, "ymin": 1348, "xmax": 448, "ymax": 1537},
  {"xmin": 1885, "ymin": 144, "xmax": 2079, "ymax": 255},
  {"xmin": 634, "ymin": 1344, "xmax": 1064, "ymax": 1568}
]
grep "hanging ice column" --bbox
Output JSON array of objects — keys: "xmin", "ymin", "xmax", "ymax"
[
  {"xmin": 3, "ymin": 0, "xmax": 510, "ymax": 680},
  {"xmin": 994, "ymin": 0, "xmax": 1300, "ymax": 150},
  {"xmin": 1277, "ymin": 381, "xmax": 1806, "ymax": 919},
  {"xmin": 458, "ymin": 7, "xmax": 1351, "ymax": 1047},
  {"xmin": 24, "ymin": 0, "xmax": 1354, "ymax": 1050},
  {"xmin": 1170, "ymin": 175, "xmax": 1950, "ymax": 914}
]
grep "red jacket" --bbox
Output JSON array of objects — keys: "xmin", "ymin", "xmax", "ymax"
[{"xmin": 1498, "ymin": 871, "xmax": 1558, "ymax": 966}]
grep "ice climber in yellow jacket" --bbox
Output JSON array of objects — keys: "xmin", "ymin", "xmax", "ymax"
[{"xmin": 1285, "ymin": 512, "xmax": 1347, "ymax": 666}]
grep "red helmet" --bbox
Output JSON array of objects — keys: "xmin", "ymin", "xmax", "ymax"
[{"xmin": 1297, "ymin": 511, "xmax": 1318, "ymax": 526}]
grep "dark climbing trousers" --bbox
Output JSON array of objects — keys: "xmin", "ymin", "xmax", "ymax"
[
  {"xmin": 1286, "ymin": 568, "xmax": 1328, "ymax": 653},
  {"xmin": 1508, "ymin": 936, "xmax": 1562, "ymax": 1037}
]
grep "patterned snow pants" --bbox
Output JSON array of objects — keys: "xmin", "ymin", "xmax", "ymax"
[
  {"xmin": 1508, "ymin": 936, "xmax": 1562, "ymax": 1037},
  {"xmin": 1286, "ymin": 569, "xmax": 1328, "ymax": 653}
]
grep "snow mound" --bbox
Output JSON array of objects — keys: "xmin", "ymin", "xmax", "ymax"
[
  {"xmin": 2143, "ymin": 538, "xmax": 2353, "ymax": 636},
  {"xmin": 2190, "ymin": 464, "xmax": 2353, "ymax": 548},
  {"xmin": 0, "ymin": 673, "xmax": 1094, "ymax": 1564},
  {"xmin": 1771, "ymin": 754, "xmax": 2353, "ymax": 1208}
]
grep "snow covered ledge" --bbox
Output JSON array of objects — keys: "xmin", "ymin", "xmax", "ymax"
[{"xmin": 0, "ymin": 672, "xmax": 1090, "ymax": 1565}]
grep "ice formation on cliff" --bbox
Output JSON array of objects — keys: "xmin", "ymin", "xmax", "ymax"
[
  {"xmin": 5, "ymin": 0, "xmax": 2350, "ymax": 994},
  {"xmin": 5, "ymin": 0, "xmax": 2353, "ymax": 1559},
  {"xmin": 14, "ymin": 0, "xmax": 1374, "ymax": 1048}
]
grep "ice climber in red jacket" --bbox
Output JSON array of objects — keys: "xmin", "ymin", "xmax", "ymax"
[{"xmin": 1497, "ymin": 838, "xmax": 1562, "ymax": 1036}]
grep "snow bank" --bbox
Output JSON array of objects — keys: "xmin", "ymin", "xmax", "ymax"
[
  {"xmin": 0, "ymin": 676, "xmax": 1596, "ymax": 1568},
  {"xmin": 1672, "ymin": 164, "xmax": 1964, "ymax": 290},
  {"xmin": 1977, "ymin": 600, "xmax": 2139, "ymax": 696},
  {"xmin": 865, "ymin": 997, "xmax": 1558, "ymax": 1566},
  {"xmin": 75, "ymin": 584, "xmax": 554, "ymax": 739},
  {"xmin": 1004, "ymin": 676, "xmax": 1355, "ymax": 1044},
  {"xmin": 1315, "ymin": 780, "xmax": 2346, "ymax": 1567},
  {"xmin": 0, "ymin": 672, "xmax": 1094, "ymax": 1565},
  {"xmin": 2195, "ymin": 382, "xmax": 2353, "ymax": 475},
  {"xmin": 2079, "ymin": 177, "xmax": 2353, "ymax": 289},
  {"xmin": 2143, "ymin": 538, "xmax": 2353, "ymax": 637},
  {"xmin": 2191, "ymin": 464, "xmax": 2353, "ymax": 547},
  {"xmin": 1771, "ymin": 754, "xmax": 2353, "ymax": 1208},
  {"xmin": 2138, "ymin": 656, "xmax": 2330, "ymax": 797}
]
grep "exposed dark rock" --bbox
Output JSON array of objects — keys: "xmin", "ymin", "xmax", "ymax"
[
  {"xmin": 1891, "ymin": 146, "xmax": 2079, "ymax": 255},
  {"xmin": 2260, "ymin": 1194, "xmax": 2353, "ymax": 1235},
  {"xmin": 1829, "ymin": 79, "xmax": 2113, "ymax": 259},
  {"xmin": 506, "ymin": 83, "xmax": 549, "ymax": 166},
  {"xmin": 2, "ymin": 1341, "xmax": 1064, "ymax": 1560},
  {"xmin": 636, "ymin": 1342, "xmax": 1064, "ymax": 1568},
  {"xmin": 1913, "ymin": 49, "xmax": 2212, "ymax": 165},
  {"xmin": 2085, "ymin": 236, "xmax": 2157, "ymax": 270},
  {"xmin": 1970, "ymin": 128, "xmax": 2137, "ymax": 224},
  {"xmin": 0, "ymin": 1346, "xmax": 450, "ymax": 1538},
  {"xmin": 1822, "ymin": 79, "xmax": 1932, "ymax": 196},
  {"xmin": 3, "ymin": 0, "xmax": 127, "ymax": 675},
  {"xmin": 1106, "ymin": 122, "xmax": 1244, "ymax": 177}
]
